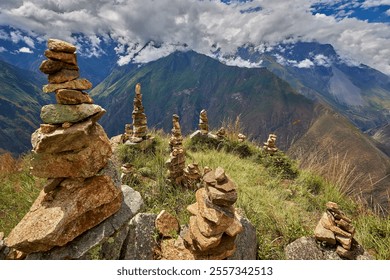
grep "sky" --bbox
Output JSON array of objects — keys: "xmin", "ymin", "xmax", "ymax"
[{"xmin": 0, "ymin": 0, "xmax": 389, "ymax": 74}]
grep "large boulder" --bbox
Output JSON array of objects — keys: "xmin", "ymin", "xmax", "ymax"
[
  {"xmin": 40, "ymin": 103, "xmax": 103, "ymax": 124},
  {"xmin": 30, "ymin": 123, "xmax": 112, "ymax": 178},
  {"xmin": 26, "ymin": 185, "xmax": 143, "ymax": 260},
  {"xmin": 5, "ymin": 175, "xmax": 122, "ymax": 254}
]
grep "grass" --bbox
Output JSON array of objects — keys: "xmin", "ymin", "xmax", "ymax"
[{"xmin": 1, "ymin": 129, "xmax": 390, "ymax": 259}]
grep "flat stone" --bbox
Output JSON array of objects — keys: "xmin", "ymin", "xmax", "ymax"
[
  {"xmin": 335, "ymin": 234, "xmax": 352, "ymax": 250},
  {"xmin": 40, "ymin": 103, "xmax": 103, "ymax": 124},
  {"xmin": 335, "ymin": 219, "xmax": 355, "ymax": 234},
  {"xmin": 48, "ymin": 69, "xmax": 79, "ymax": 84},
  {"xmin": 44, "ymin": 50, "xmax": 77, "ymax": 65},
  {"xmin": 43, "ymin": 78, "xmax": 92, "ymax": 93},
  {"xmin": 48, "ymin": 39, "xmax": 76, "ymax": 53},
  {"xmin": 196, "ymin": 214, "xmax": 232, "ymax": 237},
  {"xmin": 314, "ymin": 219, "xmax": 336, "ymax": 245},
  {"xmin": 30, "ymin": 124, "xmax": 112, "ymax": 178},
  {"xmin": 32, "ymin": 119, "xmax": 94, "ymax": 153},
  {"xmin": 56, "ymin": 89, "xmax": 93, "ymax": 105},
  {"xmin": 285, "ymin": 237, "xmax": 340, "ymax": 260},
  {"xmin": 225, "ymin": 215, "xmax": 244, "ymax": 237},
  {"xmin": 40, "ymin": 124, "xmax": 59, "ymax": 134},
  {"xmin": 160, "ymin": 236, "xmax": 195, "ymax": 260},
  {"xmin": 206, "ymin": 185, "xmax": 237, "ymax": 206},
  {"xmin": 189, "ymin": 216, "xmax": 222, "ymax": 251},
  {"xmin": 336, "ymin": 245, "xmax": 355, "ymax": 259},
  {"xmin": 215, "ymin": 167, "xmax": 226, "ymax": 183},
  {"xmin": 5, "ymin": 175, "xmax": 122, "ymax": 254},
  {"xmin": 155, "ymin": 210, "xmax": 180, "ymax": 238},
  {"xmin": 193, "ymin": 234, "xmax": 236, "ymax": 260},
  {"xmin": 40, "ymin": 59, "xmax": 79, "ymax": 74}
]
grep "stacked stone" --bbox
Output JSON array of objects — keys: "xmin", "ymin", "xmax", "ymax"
[
  {"xmin": 183, "ymin": 167, "xmax": 243, "ymax": 259},
  {"xmin": 199, "ymin": 109, "xmax": 209, "ymax": 135},
  {"xmin": 237, "ymin": 133, "xmax": 246, "ymax": 142},
  {"xmin": 5, "ymin": 39, "xmax": 122, "ymax": 255},
  {"xmin": 183, "ymin": 163, "xmax": 202, "ymax": 189},
  {"xmin": 166, "ymin": 114, "xmax": 186, "ymax": 184},
  {"xmin": 314, "ymin": 202, "xmax": 356, "ymax": 259},
  {"xmin": 263, "ymin": 133, "xmax": 278, "ymax": 155},
  {"xmin": 121, "ymin": 124, "xmax": 132, "ymax": 143},
  {"xmin": 130, "ymin": 83, "xmax": 148, "ymax": 142},
  {"xmin": 216, "ymin": 127, "xmax": 226, "ymax": 140}
]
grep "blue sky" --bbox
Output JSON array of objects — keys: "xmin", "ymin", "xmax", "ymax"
[{"xmin": 0, "ymin": 0, "xmax": 389, "ymax": 74}]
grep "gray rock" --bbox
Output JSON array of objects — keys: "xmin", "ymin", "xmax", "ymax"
[
  {"xmin": 227, "ymin": 215, "xmax": 257, "ymax": 260},
  {"xmin": 122, "ymin": 213, "xmax": 157, "ymax": 260},
  {"xmin": 99, "ymin": 159, "xmax": 121, "ymax": 189},
  {"xmin": 26, "ymin": 185, "xmax": 143, "ymax": 259},
  {"xmin": 40, "ymin": 104, "xmax": 104, "ymax": 124}
]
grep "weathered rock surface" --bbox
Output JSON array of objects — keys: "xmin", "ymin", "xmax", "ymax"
[
  {"xmin": 26, "ymin": 185, "xmax": 143, "ymax": 260},
  {"xmin": 40, "ymin": 103, "xmax": 103, "ymax": 124},
  {"xmin": 44, "ymin": 50, "xmax": 77, "ymax": 65},
  {"xmin": 48, "ymin": 69, "xmax": 79, "ymax": 84},
  {"xmin": 48, "ymin": 38, "xmax": 77, "ymax": 53},
  {"xmin": 40, "ymin": 59, "xmax": 79, "ymax": 74},
  {"xmin": 30, "ymin": 124, "xmax": 112, "ymax": 178},
  {"xmin": 43, "ymin": 78, "xmax": 92, "ymax": 93},
  {"xmin": 56, "ymin": 89, "xmax": 93, "ymax": 105},
  {"xmin": 5, "ymin": 175, "xmax": 122, "ymax": 254},
  {"xmin": 155, "ymin": 210, "xmax": 180, "ymax": 238},
  {"xmin": 122, "ymin": 213, "xmax": 157, "ymax": 260},
  {"xmin": 227, "ymin": 214, "xmax": 257, "ymax": 260}
]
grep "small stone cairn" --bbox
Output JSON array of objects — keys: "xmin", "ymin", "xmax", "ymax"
[
  {"xmin": 263, "ymin": 133, "xmax": 278, "ymax": 154},
  {"xmin": 216, "ymin": 127, "xmax": 226, "ymax": 140},
  {"xmin": 237, "ymin": 133, "xmax": 246, "ymax": 142},
  {"xmin": 183, "ymin": 163, "xmax": 202, "ymax": 189},
  {"xmin": 122, "ymin": 83, "xmax": 152, "ymax": 146},
  {"xmin": 183, "ymin": 167, "xmax": 243, "ymax": 259},
  {"xmin": 190, "ymin": 109, "xmax": 217, "ymax": 140},
  {"xmin": 166, "ymin": 114, "xmax": 186, "ymax": 184},
  {"xmin": 4, "ymin": 39, "xmax": 122, "ymax": 255},
  {"xmin": 314, "ymin": 202, "xmax": 357, "ymax": 259}
]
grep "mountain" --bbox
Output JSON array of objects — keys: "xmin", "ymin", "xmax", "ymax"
[
  {"xmin": 91, "ymin": 50, "xmax": 317, "ymax": 151},
  {"xmin": 236, "ymin": 42, "xmax": 390, "ymax": 134},
  {"xmin": 91, "ymin": 50, "xmax": 390, "ymax": 212},
  {"xmin": 0, "ymin": 59, "xmax": 52, "ymax": 154}
]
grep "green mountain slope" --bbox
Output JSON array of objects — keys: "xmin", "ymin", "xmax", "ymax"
[
  {"xmin": 92, "ymin": 51, "xmax": 316, "ymax": 151},
  {"xmin": 0, "ymin": 60, "xmax": 51, "ymax": 154}
]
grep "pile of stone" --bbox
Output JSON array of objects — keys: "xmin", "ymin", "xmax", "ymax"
[
  {"xmin": 183, "ymin": 167, "xmax": 243, "ymax": 259},
  {"xmin": 166, "ymin": 114, "xmax": 186, "ymax": 184},
  {"xmin": 216, "ymin": 127, "xmax": 226, "ymax": 140},
  {"xmin": 263, "ymin": 133, "xmax": 278, "ymax": 155},
  {"xmin": 4, "ymin": 39, "xmax": 122, "ymax": 255},
  {"xmin": 314, "ymin": 202, "xmax": 356, "ymax": 259},
  {"xmin": 183, "ymin": 163, "xmax": 202, "ymax": 189},
  {"xmin": 237, "ymin": 133, "xmax": 246, "ymax": 142},
  {"xmin": 199, "ymin": 109, "xmax": 209, "ymax": 135},
  {"xmin": 121, "ymin": 83, "xmax": 151, "ymax": 145}
]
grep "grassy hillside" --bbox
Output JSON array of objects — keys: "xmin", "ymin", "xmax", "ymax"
[{"xmin": 2, "ymin": 127, "xmax": 389, "ymax": 259}]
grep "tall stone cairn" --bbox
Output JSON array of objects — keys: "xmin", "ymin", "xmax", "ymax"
[
  {"xmin": 166, "ymin": 114, "xmax": 185, "ymax": 184},
  {"xmin": 199, "ymin": 109, "xmax": 209, "ymax": 135},
  {"xmin": 131, "ymin": 83, "xmax": 148, "ymax": 141},
  {"xmin": 5, "ymin": 39, "xmax": 122, "ymax": 254},
  {"xmin": 263, "ymin": 133, "xmax": 278, "ymax": 155},
  {"xmin": 314, "ymin": 202, "xmax": 356, "ymax": 259},
  {"xmin": 183, "ymin": 167, "xmax": 243, "ymax": 259}
]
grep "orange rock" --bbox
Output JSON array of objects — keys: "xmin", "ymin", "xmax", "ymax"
[
  {"xmin": 56, "ymin": 89, "xmax": 94, "ymax": 105},
  {"xmin": 48, "ymin": 69, "xmax": 79, "ymax": 84},
  {"xmin": 155, "ymin": 210, "xmax": 180, "ymax": 238},
  {"xmin": 47, "ymin": 39, "xmax": 76, "ymax": 53},
  {"xmin": 44, "ymin": 49, "xmax": 77, "ymax": 65}
]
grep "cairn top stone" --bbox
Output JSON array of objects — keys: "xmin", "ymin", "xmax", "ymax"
[{"xmin": 48, "ymin": 39, "xmax": 76, "ymax": 53}]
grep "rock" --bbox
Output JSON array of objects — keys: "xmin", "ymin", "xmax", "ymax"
[
  {"xmin": 32, "ymin": 119, "xmax": 95, "ymax": 153},
  {"xmin": 39, "ymin": 59, "xmax": 79, "ymax": 74},
  {"xmin": 43, "ymin": 78, "xmax": 92, "ymax": 93},
  {"xmin": 47, "ymin": 39, "xmax": 76, "ymax": 53},
  {"xmin": 5, "ymin": 175, "xmax": 122, "ymax": 254},
  {"xmin": 40, "ymin": 103, "xmax": 103, "ymax": 124},
  {"xmin": 43, "ymin": 178, "xmax": 64, "ymax": 193},
  {"xmin": 206, "ymin": 185, "xmax": 237, "ymax": 207},
  {"xmin": 227, "ymin": 214, "xmax": 257, "ymax": 260},
  {"xmin": 6, "ymin": 249, "xmax": 26, "ymax": 260},
  {"xmin": 314, "ymin": 213, "xmax": 336, "ymax": 245},
  {"xmin": 335, "ymin": 234, "xmax": 352, "ymax": 250},
  {"xmin": 285, "ymin": 237, "xmax": 338, "ymax": 260},
  {"xmin": 160, "ymin": 236, "xmax": 195, "ymax": 260},
  {"xmin": 225, "ymin": 214, "xmax": 244, "ymax": 237},
  {"xmin": 196, "ymin": 214, "xmax": 233, "ymax": 237},
  {"xmin": 188, "ymin": 216, "xmax": 222, "ymax": 251},
  {"xmin": 98, "ymin": 159, "xmax": 122, "ymax": 189},
  {"xmin": 26, "ymin": 185, "xmax": 144, "ymax": 260},
  {"xmin": 44, "ymin": 49, "xmax": 77, "ymax": 65},
  {"xmin": 48, "ymin": 69, "xmax": 79, "ymax": 84},
  {"xmin": 30, "ymin": 124, "xmax": 112, "ymax": 178},
  {"xmin": 122, "ymin": 213, "xmax": 157, "ymax": 260},
  {"xmin": 40, "ymin": 123, "xmax": 60, "ymax": 134},
  {"xmin": 155, "ymin": 210, "xmax": 180, "ymax": 238},
  {"xmin": 56, "ymin": 89, "xmax": 93, "ymax": 105}
]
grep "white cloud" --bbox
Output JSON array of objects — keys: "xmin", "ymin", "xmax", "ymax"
[
  {"xmin": 386, "ymin": 8, "xmax": 390, "ymax": 15},
  {"xmin": 0, "ymin": 0, "xmax": 389, "ymax": 74},
  {"xmin": 361, "ymin": 0, "xmax": 390, "ymax": 8},
  {"xmin": 314, "ymin": 54, "xmax": 332, "ymax": 66},
  {"xmin": 296, "ymin": 59, "xmax": 315, "ymax": 68},
  {"xmin": 18, "ymin": 47, "xmax": 33, "ymax": 53},
  {"xmin": 0, "ymin": 46, "xmax": 6, "ymax": 52}
]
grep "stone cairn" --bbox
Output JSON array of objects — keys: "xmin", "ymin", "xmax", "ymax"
[
  {"xmin": 199, "ymin": 109, "xmax": 209, "ymax": 135},
  {"xmin": 237, "ymin": 133, "xmax": 246, "ymax": 142},
  {"xmin": 122, "ymin": 83, "xmax": 149, "ymax": 144},
  {"xmin": 216, "ymin": 127, "xmax": 226, "ymax": 140},
  {"xmin": 183, "ymin": 167, "xmax": 243, "ymax": 259},
  {"xmin": 263, "ymin": 133, "xmax": 278, "ymax": 155},
  {"xmin": 4, "ymin": 39, "xmax": 122, "ymax": 255},
  {"xmin": 314, "ymin": 202, "xmax": 356, "ymax": 259},
  {"xmin": 166, "ymin": 114, "xmax": 186, "ymax": 184},
  {"xmin": 183, "ymin": 163, "xmax": 202, "ymax": 189}
]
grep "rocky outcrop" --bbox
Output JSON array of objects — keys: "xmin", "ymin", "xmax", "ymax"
[{"xmin": 5, "ymin": 39, "xmax": 122, "ymax": 255}]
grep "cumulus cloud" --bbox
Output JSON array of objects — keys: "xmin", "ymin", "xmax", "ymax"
[
  {"xmin": 0, "ymin": 0, "xmax": 389, "ymax": 74},
  {"xmin": 18, "ymin": 47, "xmax": 33, "ymax": 53},
  {"xmin": 0, "ymin": 46, "xmax": 6, "ymax": 52},
  {"xmin": 361, "ymin": 0, "xmax": 390, "ymax": 8}
]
